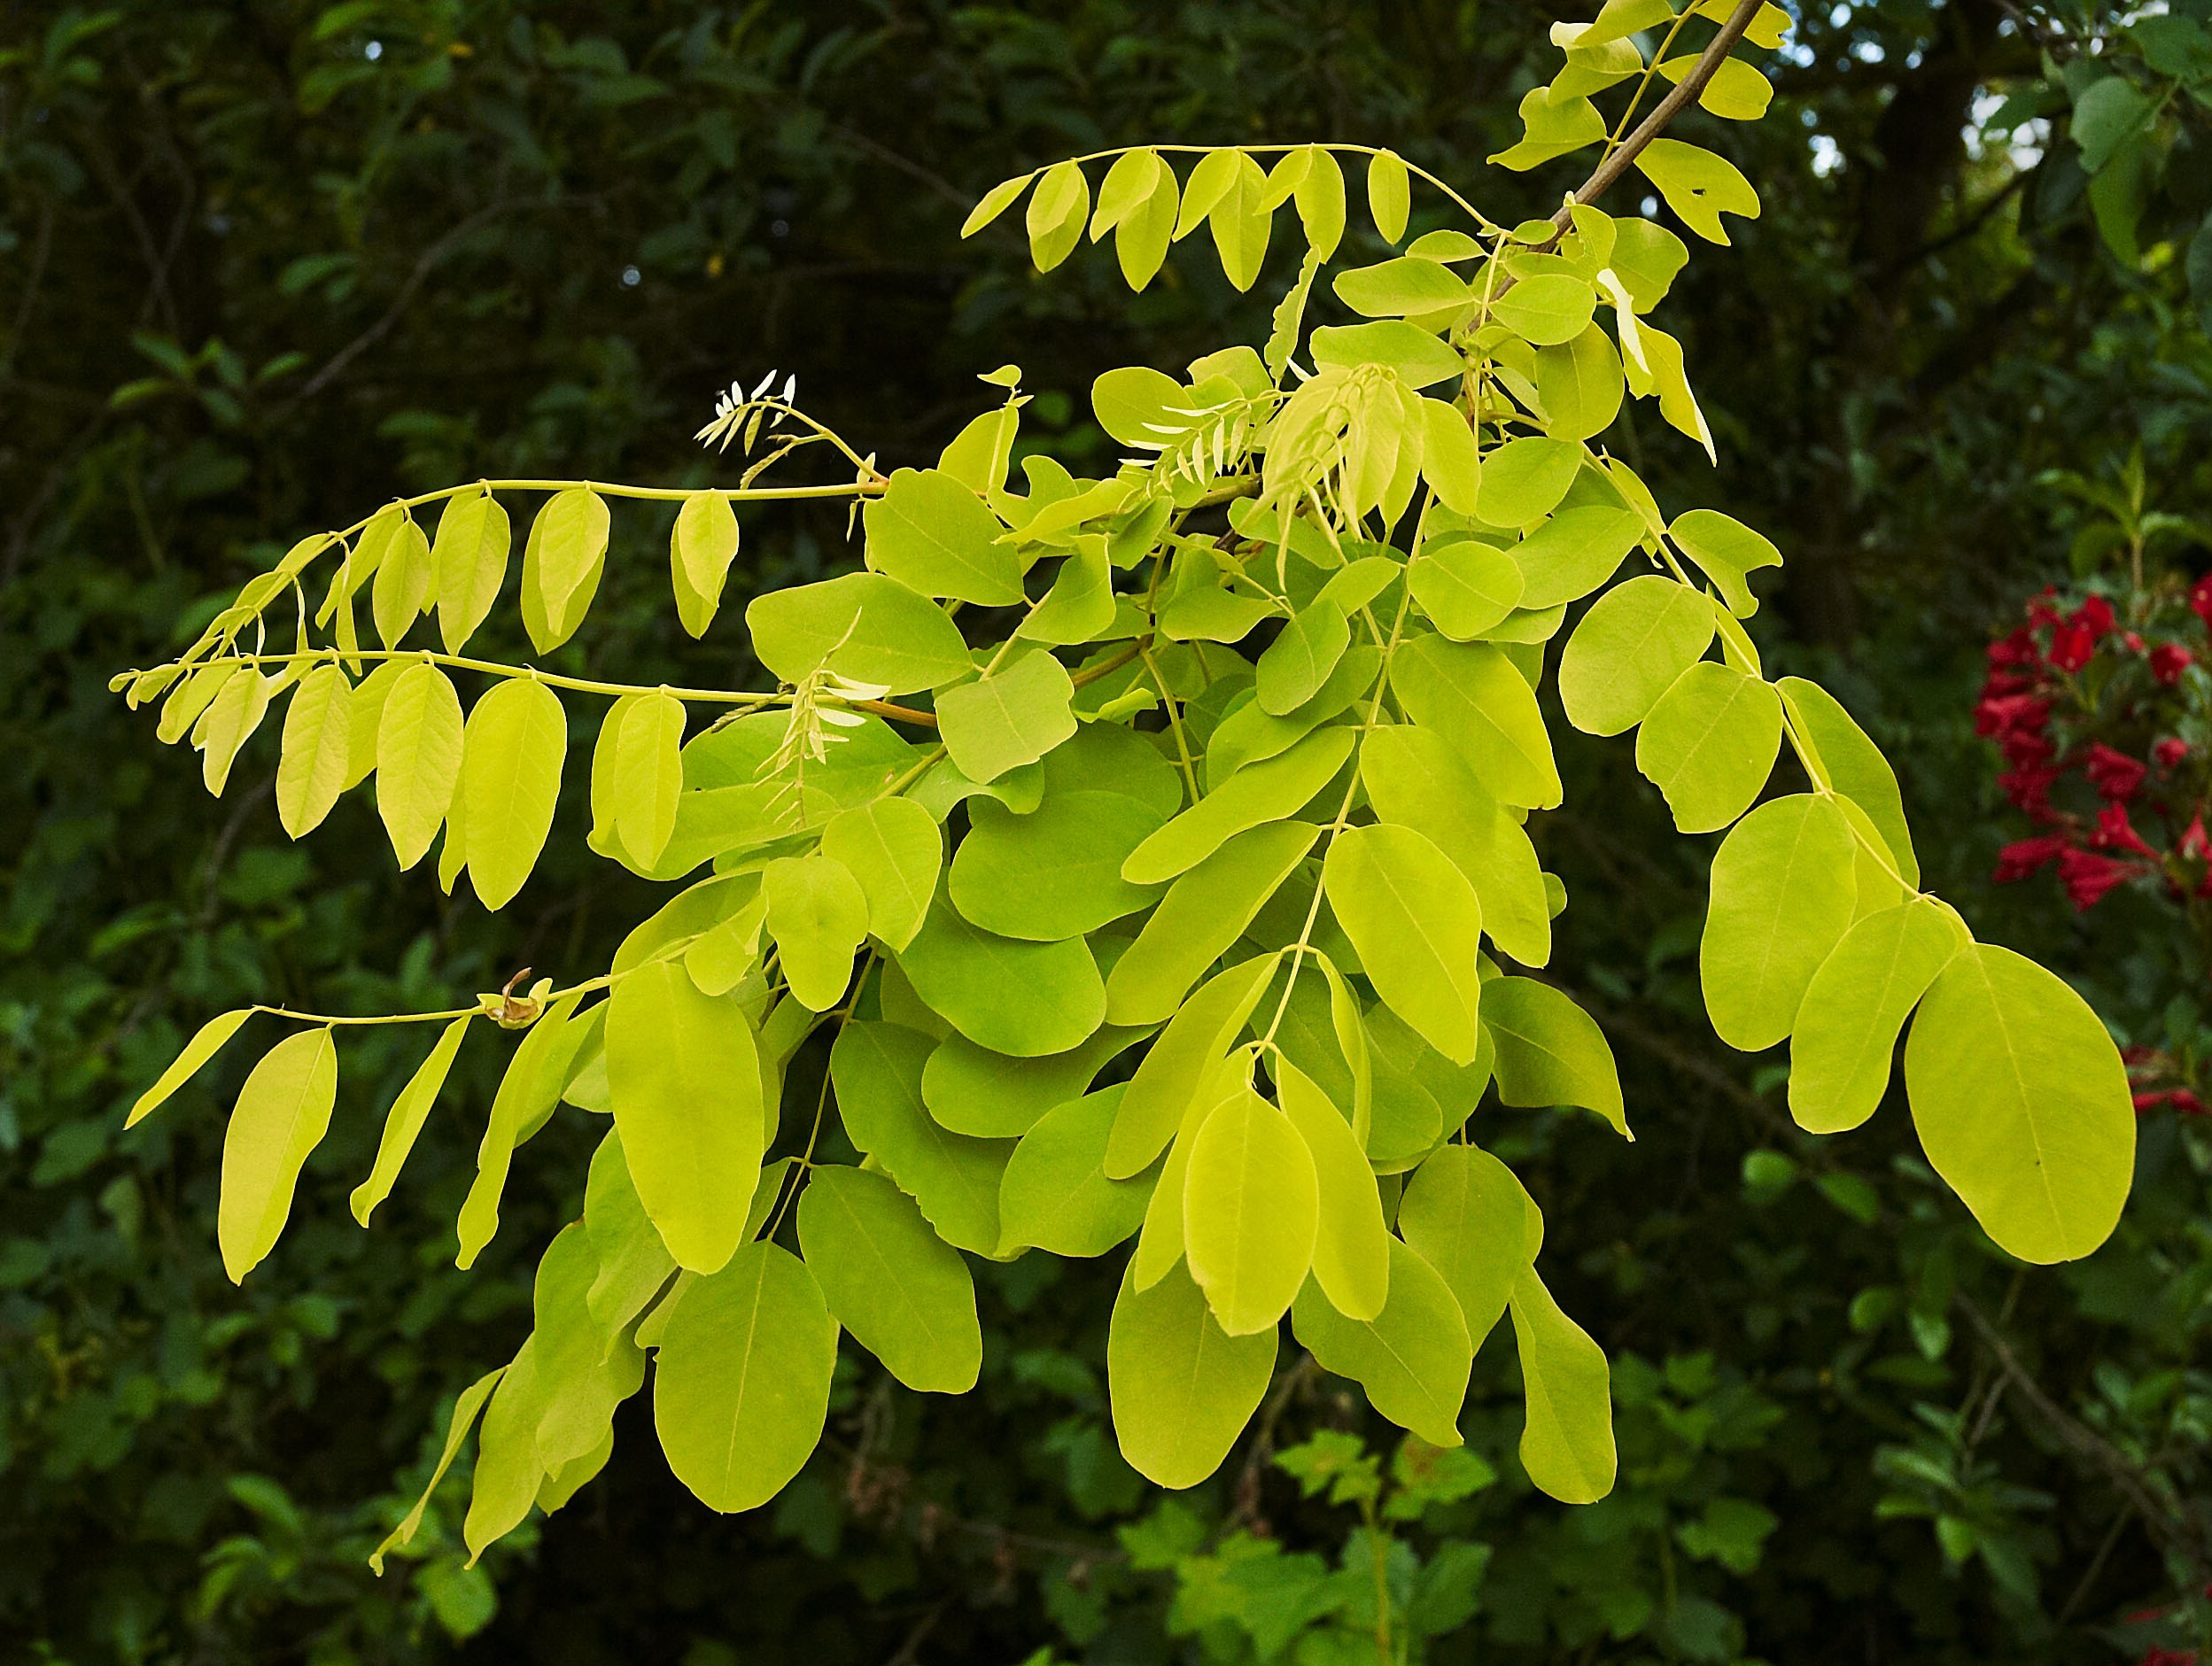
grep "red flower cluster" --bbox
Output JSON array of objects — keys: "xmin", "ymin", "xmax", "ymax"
[
  {"xmin": 2123, "ymin": 1046, "xmax": 2210, "ymax": 1118},
  {"xmin": 1978, "ymin": 587, "xmax": 2208, "ymax": 911}
]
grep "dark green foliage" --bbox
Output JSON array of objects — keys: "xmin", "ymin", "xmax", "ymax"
[{"xmin": 4, "ymin": 3, "xmax": 2210, "ymax": 1662}]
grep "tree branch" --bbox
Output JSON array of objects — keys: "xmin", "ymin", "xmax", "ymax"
[{"xmin": 1552, "ymin": 0, "xmax": 1766, "ymax": 232}]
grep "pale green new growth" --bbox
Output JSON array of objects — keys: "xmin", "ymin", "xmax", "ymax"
[{"xmin": 113, "ymin": 0, "xmax": 2133, "ymax": 1559}]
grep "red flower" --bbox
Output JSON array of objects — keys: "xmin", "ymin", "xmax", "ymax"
[
  {"xmin": 2192, "ymin": 573, "xmax": 2212, "ymax": 631},
  {"xmin": 2155, "ymin": 738, "xmax": 2190, "ymax": 770},
  {"xmin": 2182, "ymin": 812, "xmax": 2209, "ymax": 860},
  {"xmin": 2092, "ymin": 802, "xmax": 2158, "ymax": 856},
  {"xmin": 2125, "ymin": 631, "xmax": 2147, "ymax": 654},
  {"xmin": 2085, "ymin": 742, "xmax": 2147, "ymax": 800},
  {"xmin": 1993, "ymin": 834, "xmax": 2069, "ymax": 883},
  {"xmin": 1979, "ymin": 670, "xmax": 2036, "ymax": 699},
  {"xmin": 1988, "ymin": 627, "xmax": 2043, "ymax": 670},
  {"xmin": 2058, "ymin": 845, "xmax": 2138, "ymax": 909},
  {"xmin": 1974, "ymin": 693, "xmax": 2050, "ymax": 738},
  {"xmin": 2074, "ymin": 594, "xmax": 2115, "ymax": 636},
  {"xmin": 2028, "ymin": 590, "xmax": 2063, "ymax": 630},
  {"xmin": 1998, "ymin": 763, "xmax": 2062, "ymax": 820},
  {"xmin": 2153, "ymin": 642, "xmax": 2195, "ymax": 685},
  {"xmin": 2133, "ymin": 1089, "xmax": 2208, "ymax": 1116},
  {"xmin": 2050, "ymin": 622, "xmax": 2096, "ymax": 672},
  {"xmin": 1999, "ymin": 729, "xmax": 2055, "ymax": 771}
]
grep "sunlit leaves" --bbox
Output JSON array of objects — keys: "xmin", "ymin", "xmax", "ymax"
[
  {"xmin": 1790, "ymin": 899, "xmax": 1963, "ymax": 1135},
  {"xmin": 460, "ymin": 678, "xmax": 568, "ymax": 910},
  {"xmin": 276, "ymin": 664, "xmax": 353, "ymax": 838},
  {"xmin": 671, "ymin": 491, "xmax": 740, "ymax": 638},
  {"xmin": 1292, "ymin": 1238, "xmax": 1471, "ymax": 1447},
  {"xmin": 1184, "ymin": 1082, "xmax": 1317, "ymax": 1334},
  {"xmin": 799, "ymin": 1166, "xmax": 981, "ymax": 1392},
  {"xmin": 374, "ymin": 664, "xmax": 464, "ymax": 870},
  {"xmin": 1700, "ymin": 794, "xmax": 1858, "ymax": 1053},
  {"xmin": 129, "ymin": 1008, "xmax": 252, "ymax": 1129},
  {"xmin": 1509, "ymin": 1267, "xmax": 1615, "ymax": 1504},
  {"xmin": 1904, "ymin": 944, "xmax": 2133, "ymax": 1263},
  {"xmin": 1484, "ymin": 978, "xmax": 1627, "ymax": 1138},
  {"xmin": 607, "ymin": 962, "xmax": 765, "ymax": 1273},
  {"xmin": 1635, "ymin": 662, "xmax": 1781, "ymax": 833},
  {"xmin": 1559, "ymin": 577, "xmax": 1713, "ymax": 736},
  {"xmin": 1365, "ymin": 149, "xmax": 1411, "ymax": 244},
  {"xmin": 1108, "ymin": 1258, "xmax": 1277, "ymax": 1490},
  {"xmin": 431, "ymin": 488, "xmax": 511, "ymax": 654},
  {"xmin": 1323, "ymin": 824, "xmax": 1485, "ymax": 1065},
  {"xmin": 654, "ymin": 1243, "xmax": 838, "ymax": 1512},
  {"xmin": 523, "ymin": 486, "xmax": 609, "ymax": 654},
  {"xmin": 863, "ymin": 468, "xmax": 1022, "ymax": 606},
  {"xmin": 1635, "ymin": 138, "xmax": 1762, "ymax": 245},
  {"xmin": 937, "ymin": 652, "xmax": 1077, "ymax": 784},
  {"xmin": 219, "ymin": 1027, "xmax": 338, "ymax": 1283}
]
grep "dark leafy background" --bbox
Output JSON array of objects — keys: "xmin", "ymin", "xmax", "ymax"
[{"xmin": 5, "ymin": 3, "xmax": 2211, "ymax": 1662}]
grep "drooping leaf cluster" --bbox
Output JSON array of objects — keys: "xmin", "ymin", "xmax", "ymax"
[{"xmin": 112, "ymin": 0, "xmax": 2137, "ymax": 1568}]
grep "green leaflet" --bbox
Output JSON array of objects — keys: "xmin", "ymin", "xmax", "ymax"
[
  {"xmin": 1634, "ymin": 661, "xmax": 1781, "ymax": 834},
  {"xmin": 1418, "ymin": 399, "xmax": 1484, "ymax": 515},
  {"xmin": 832, "ymin": 1021, "xmax": 1013, "ymax": 1254},
  {"xmin": 460, "ymin": 677, "xmax": 568, "ymax": 910},
  {"xmin": 1508, "ymin": 506, "xmax": 1644, "ymax": 610},
  {"xmin": 863, "ymin": 467, "xmax": 1022, "ymax": 605},
  {"xmin": 1124, "ymin": 725, "xmax": 1354, "ymax": 885},
  {"xmin": 1107, "ymin": 1257, "xmax": 1277, "ymax": 1490},
  {"xmin": 1106, "ymin": 821, "xmax": 1317, "ymax": 1026},
  {"xmin": 1484, "ymin": 977, "xmax": 1628, "ymax": 1138},
  {"xmin": 369, "ymin": 1365, "xmax": 505, "ymax": 1574},
  {"xmin": 671, "ymin": 492, "xmax": 740, "ymax": 638},
  {"xmin": 613, "ymin": 690, "xmax": 685, "ymax": 871},
  {"xmin": 1107, "ymin": 954, "xmax": 1277, "ymax": 1178},
  {"xmin": 1635, "ymin": 137, "xmax": 1760, "ymax": 245},
  {"xmin": 1493, "ymin": 272, "xmax": 1597, "ymax": 346},
  {"xmin": 1700, "ymin": 794, "xmax": 1859, "ymax": 1053},
  {"xmin": 583, "ymin": 1128, "xmax": 678, "ymax": 1337},
  {"xmin": 1184, "ymin": 1083, "xmax": 1318, "ymax": 1335},
  {"xmin": 198, "ymin": 669, "xmax": 276, "ymax": 796},
  {"xmin": 1534, "ymin": 323, "xmax": 1625, "ymax": 441},
  {"xmin": 1777, "ymin": 677, "xmax": 1920, "ymax": 886},
  {"xmin": 1275, "ymin": 1058, "xmax": 1390, "ymax": 1322},
  {"xmin": 746, "ymin": 571, "xmax": 971, "ymax": 694},
  {"xmin": 1399, "ymin": 1144, "xmax": 1539, "ymax": 1352},
  {"xmin": 1257, "ymin": 598, "xmax": 1350, "ymax": 715},
  {"xmin": 1028, "ymin": 158, "xmax": 1091, "ymax": 271},
  {"xmin": 431, "ymin": 488, "xmax": 511, "ymax": 654},
  {"xmin": 1471, "ymin": 436, "xmax": 1579, "ymax": 527},
  {"xmin": 937, "ymin": 651, "xmax": 1077, "ymax": 784},
  {"xmin": 1206, "ymin": 646, "xmax": 1376, "ymax": 787},
  {"xmin": 1323, "ymin": 823, "xmax": 1485, "ymax": 1066},
  {"xmin": 351, "ymin": 1014, "xmax": 472, "ymax": 1225},
  {"xmin": 652, "ymin": 1242, "xmax": 838, "ymax": 1513},
  {"xmin": 798, "ymin": 1165, "xmax": 981, "ymax": 1392},
  {"xmin": 1557, "ymin": 576, "xmax": 1713, "ymax": 736},
  {"xmin": 529, "ymin": 1221, "xmax": 648, "ymax": 1469},
  {"xmin": 1409, "ymin": 539, "xmax": 1525, "ymax": 639},
  {"xmin": 763, "ymin": 852, "xmax": 870, "ymax": 1011},
  {"xmin": 921, "ymin": 1023, "xmax": 1146, "ymax": 1138},
  {"xmin": 455, "ymin": 994, "xmax": 589, "ymax": 1270},
  {"xmin": 998, "ymin": 1087, "xmax": 1160, "ymax": 1257},
  {"xmin": 1903, "ymin": 943, "xmax": 2134, "ymax": 1264},
  {"xmin": 1292, "ymin": 1237, "xmax": 1471, "ymax": 1448},
  {"xmin": 1366, "ymin": 149, "xmax": 1411, "ymax": 244},
  {"xmin": 370, "ymin": 515, "xmax": 434, "ymax": 649},
  {"xmin": 1669, "ymin": 508, "xmax": 1782, "ymax": 616},
  {"xmin": 1359, "ymin": 725, "xmax": 1551, "ymax": 968},
  {"xmin": 374, "ymin": 663, "xmax": 464, "ymax": 870},
  {"xmin": 1790, "ymin": 898, "xmax": 1965, "ymax": 1135},
  {"xmin": 820, "ymin": 798, "xmax": 940, "ymax": 952},
  {"xmin": 950, "ymin": 787, "xmax": 1167, "ymax": 941},
  {"xmin": 1509, "ymin": 1266, "xmax": 1616, "ymax": 1504},
  {"xmin": 1333, "ymin": 255, "xmax": 1471, "ymax": 317},
  {"xmin": 218, "ymin": 1027, "xmax": 338, "ymax": 1283},
  {"xmin": 462, "ymin": 1337, "xmax": 551, "ymax": 1560},
  {"xmin": 342, "ymin": 660, "xmax": 402, "ymax": 791},
  {"xmin": 522, "ymin": 486, "xmax": 609, "ymax": 653},
  {"xmin": 276, "ymin": 664, "xmax": 354, "ymax": 838},
  {"xmin": 128, "ymin": 1007, "xmax": 252, "ymax": 1128},
  {"xmin": 895, "ymin": 895, "xmax": 1106, "ymax": 1058},
  {"xmin": 606, "ymin": 961, "xmax": 765, "ymax": 1273},
  {"xmin": 1392, "ymin": 636, "xmax": 1561, "ymax": 810}
]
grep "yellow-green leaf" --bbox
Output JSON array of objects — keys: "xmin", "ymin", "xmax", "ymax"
[
  {"xmin": 671, "ymin": 492, "xmax": 740, "ymax": 638},
  {"xmin": 128, "ymin": 1008, "xmax": 252, "ymax": 1129},
  {"xmin": 1183, "ymin": 1085, "xmax": 1318, "ymax": 1335},
  {"xmin": 431, "ymin": 488, "xmax": 511, "ymax": 654},
  {"xmin": 351, "ymin": 1014, "xmax": 472, "ymax": 1225},
  {"xmin": 1790, "ymin": 899, "xmax": 1964, "ymax": 1135},
  {"xmin": 1107, "ymin": 1257, "xmax": 1276, "ymax": 1489},
  {"xmin": 798, "ymin": 1165, "xmax": 980, "ymax": 1393},
  {"xmin": 1366, "ymin": 149, "xmax": 1410, "ymax": 244},
  {"xmin": 218, "ymin": 1027, "xmax": 338, "ymax": 1282},
  {"xmin": 461, "ymin": 678, "xmax": 568, "ymax": 910},
  {"xmin": 1903, "ymin": 943, "xmax": 2133, "ymax": 1264},
  {"xmin": 1277, "ymin": 1058, "xmax": 1389, "ymax": 1322},
  {"xmin": 374, "ymin": 663, "xmax": 465, "ymax": 871},
  {"xmin": 613, "ymin": 689, "xmax": 685, "ymax": 870},
  {"xmin": 1509, "ymin": 1266, "xmax": 1615, "ymax": 1503},
  {"xmin": 1700, "ymin": 794, "xmax": 1858, "ymax": 1052}
]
